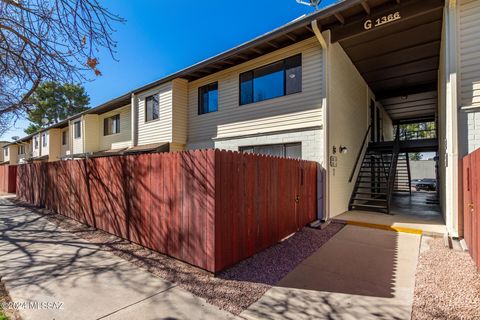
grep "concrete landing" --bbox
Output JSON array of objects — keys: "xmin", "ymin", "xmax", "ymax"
[
  {"xmin": 241, "ymin": 225, "xmax": 421, "ymax": 320},
  {"xmin": 337, "ymin": 192, "xmax": 446, "ymax": 236},
  {"xmin": 0, "ymin": 197, "xmax": 235, "ymax": 320}
]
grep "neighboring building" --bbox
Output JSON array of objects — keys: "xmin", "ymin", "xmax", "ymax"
[{"xmin": 5, "ymin": 0, "xmax": 480, "ymax": 239}]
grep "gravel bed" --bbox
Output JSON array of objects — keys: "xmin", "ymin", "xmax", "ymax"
[
  {"xmin": 11, "ymin": 200, "xmax": 343, "ymax": 315},
  {"xmin": 412, "ymin": 237, "xmax": 480, "ymax": 320},
  {"xmin": 0, "ymin": 281, "xmax": 20, "ymax": 320}
]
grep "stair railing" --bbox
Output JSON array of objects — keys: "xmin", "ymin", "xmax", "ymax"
[
  {"xmin": 386, "ymin": 136, "xmax": 400, "ymax": 214},
  {"xmin": 406, "ymin": 152, "xmax": 412, "ymax": 195},
  {"xmin": 349, "ymin": 125, "xmax": 372, "ymax": 183}
]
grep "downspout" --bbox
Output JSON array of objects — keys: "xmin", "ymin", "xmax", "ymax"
[
  {"xmin": 312, "ymin": 20, "xmax": 329, "ymax": 221},
  {"xmin": 444, "ymin": 0, "xmax": 460, "ymax": 237},
  {"xmin": 130, "ymin": 93, "xmax": 136, "ymax": 147}
]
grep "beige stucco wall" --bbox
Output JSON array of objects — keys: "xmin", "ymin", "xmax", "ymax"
[
  {"xmin": 98, "ymin": 105, "xmax": 132, "ymax": 151},
  {"xmin": 83, "ymin": 114, "xmax": 100, "ymax": 153},
  {"xmin": 5, "ymin": 145, "xmax": 18, "ymax": 164},
  {"xmin": 186, "ymin": 37, "xmax": 323, "ymax": 148},
  {"xmin": 172, "ymin": 79, "xmax": 189, "ymax": 150},
  {"xmin": 327, "ymin": 41, "xmax": 374, "ymax": 218},
  {"xmin": 47, "ymin": 129, "xmax": 62, "ymax": 161}
]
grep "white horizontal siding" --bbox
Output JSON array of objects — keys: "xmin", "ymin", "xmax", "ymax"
[
  {"xmin": 32, "ymin": 134, "xmax": 41, "ymax": 158},
  {"xmin": 70, "ymin": 118, "xmax": 83, "ymax": 154},
  {"xmin": 187, "ymin": 37, "xmax": 323, "ymax": 144},
  {"xmin": 98, "ymin": 105, "xmax": 132, "ymax": 150},
  {"xmin": 135, "ymin": 82, "xmax": 173, "ymax": 145},
  {"xmin": 459, "ymin": 0, "xmax": 480, "ymax": 107}
]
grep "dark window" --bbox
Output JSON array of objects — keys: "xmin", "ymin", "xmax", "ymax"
[
  {"xmin": 34, "ymin": 136, "xmax": 39, "ymax": 149},
  {"xmin": 145, "ymin": 94, "xmax": 159, "ymax": 122},
  {"xmin": 240, "ymin": 143, "xmax": 302, "ymax": 159},
  {"xmin": 104, "ymin": 114, "xmax": 121, "ymax": 136},
  {"xmin": 198, "ymin": 82, "xmax": 218, "ymax": 114},
  {"xmin": 74, "ymin": 121, "xmax": 81, "ymax": 139},
  {"xmin": 4, "ymin": 148, "xmax": 7, "ymax": 156},
  {"xmin": 240, "ymin": 54, "xmax": 302, "ymax": 105},
  {"xmin": 62, "ymin": 131, "xmax": 67, "ymax": 145},
  {"xmin": 42, "ymin": 133, "xmax": 47, "ymax": 147}
]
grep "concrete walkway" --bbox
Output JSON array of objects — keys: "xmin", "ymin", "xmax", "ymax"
[
  {"xmin": 241, "ymin": 225, "xmax": 421, "ymax": 320},
  {"xmin": 0, "ymin": 197, "xmax": 235, "ymax": 320}
]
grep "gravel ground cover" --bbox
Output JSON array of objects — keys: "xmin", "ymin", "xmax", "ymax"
[
  {"xmin": 412, "ymin": 237, "xmax": 480, "ymax": 320},
  {"xmin": 0, "ymin": 281, "xmax": 19, "ymax": 320},
  {"xmin": 10, "ymin": 199, "xmax": 343, "ymax": 315}
]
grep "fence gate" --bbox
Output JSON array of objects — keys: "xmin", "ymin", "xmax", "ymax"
[{"xmin": 463, "ymin": 151, "xmax": 480, "ymax": 271}]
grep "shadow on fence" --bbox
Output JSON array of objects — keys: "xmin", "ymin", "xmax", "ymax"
[{"xmin": 16, "ymin": 149, "xmax": 319, "ymax": 273}]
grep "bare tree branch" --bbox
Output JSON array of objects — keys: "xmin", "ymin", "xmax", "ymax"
[{"xmin": 0, "ymin": 0, "xmax": 124, "ymax": 134}]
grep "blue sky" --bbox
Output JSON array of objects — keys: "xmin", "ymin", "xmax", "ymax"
[{"xmin": 2, "ymin": 0, "xmax": 337, "ymax": 140}]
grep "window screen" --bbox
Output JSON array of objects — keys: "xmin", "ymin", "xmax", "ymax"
[
  {"xmin": 198, "ymin": 82, "xmax": 218, "ymax": 114},
  {"xmin": 104, "ymin": 114, "xmax": 120, "ymax": 136},
  {"xmin": 240, "ymin": 143, "xmax": 302, "ymax": 159},
  {"xmin": 240, "ymin": 54, "xmax": 302, "ymax": 105},
  {"xmin": 74, "ymin": 121, "xmax": 81, "ymax": 139},
  {"xmin": 145, "ymin": 94, "xmax": 160, "ymax": 122}
]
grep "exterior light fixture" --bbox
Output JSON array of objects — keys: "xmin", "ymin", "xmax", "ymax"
[{"xmin": 339, "ymin": 145, "xmax": 348, "ymax": 154}]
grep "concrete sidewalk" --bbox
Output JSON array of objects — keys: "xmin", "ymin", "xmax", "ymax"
[
  {"xmin": 0, "ymin": 197, "xmax": 235, "ymax": 320},
  {"xmin": 241, "ymin": 225, "xmax": 421, "ymax": 320}
]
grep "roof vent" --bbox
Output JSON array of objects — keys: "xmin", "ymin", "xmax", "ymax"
[{"xmin": 296, "ymin": 0, "xmax": 322, "ymax": 11}]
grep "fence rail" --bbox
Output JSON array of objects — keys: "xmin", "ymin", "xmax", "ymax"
[{"xmin": 16, "ymin": 150, "xmax": 318, "ymax": 272}]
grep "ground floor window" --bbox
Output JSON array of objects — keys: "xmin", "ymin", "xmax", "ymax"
[{"xmin": 240, "ymin": 142, "xmax": 301, "ymax": 159}]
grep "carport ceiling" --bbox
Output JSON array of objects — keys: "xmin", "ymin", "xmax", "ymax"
[{"xmin": 330, "ymin": 0, "xmax": 444, "ymax": 122}]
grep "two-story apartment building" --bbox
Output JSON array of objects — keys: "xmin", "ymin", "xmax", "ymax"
[{"xmin": 6, "ymin": 0, "xmax": 479, "ymax": 241}]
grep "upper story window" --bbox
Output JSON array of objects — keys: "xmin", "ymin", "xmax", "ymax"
[
  {"xmin": 145, "ymin": 94, "xmax": 159, "ymax": 122},
  {"xmin": 34, "ymin": 136, "xmax": 39, "ymax": 149},
  {"xmin": 4, "ymin": 148, "xmax": 8, "ymax": 157},
  {"xmin": 18, "ymin": 145, "xmax": 25, "ymax": 155},
  {"xmin": 42, "ymin": 133, "xmax": 47, "ymax": 147},
  {"xmin": 74, "ymin": 121, "xmax": 81, "ymax": 139},
  {"xmin": 104, "ymin": 114, "xmax": 120, "ymax": 136},
  {"xmin": 240, "ymin": 54, "xmax": 302, "ymax": 105},
  {"xmin": 62, "ymin": 131, "xmax": 67, "ymax": 145},
  {"xmin": 198, "ymin": 82, "xmax": 218, "ymax": 115}
]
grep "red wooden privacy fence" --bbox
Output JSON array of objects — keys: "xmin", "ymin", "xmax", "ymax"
[
  {"xmin": 16, "ymin": 149, "xmax": 318, "ymax": 272},
  {"xmin": 0, "ymin": 165, "xmax": 17, "ymax": 193},
  {"xmin": 463, "ymin": 150, "xmax": 480, "ymax": 271}
]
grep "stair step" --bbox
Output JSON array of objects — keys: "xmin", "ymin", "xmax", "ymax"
[
  {"xmin": 351, "ymin": 197, "xmax": 387, "ymax": 202},
  {"xmin": 350, "ymin": 204, "xmax": 388, "ymax": 210},
  {"xmin": 355, "ymin": 192, "xmax": 387, "ymax": 195}
]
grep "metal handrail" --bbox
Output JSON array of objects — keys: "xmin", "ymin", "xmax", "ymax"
[
  {"xmin": 349, "ymin": 125, "xmax": 372, "ymax": 183},
  {"xmin": 386, "ymin": 135, "xmax": 401, "ymax": 214}
]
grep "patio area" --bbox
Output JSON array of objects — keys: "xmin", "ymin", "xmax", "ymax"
[{"xmin": 335, "ymin": 192, "xmax": 446, "ymax": 236}]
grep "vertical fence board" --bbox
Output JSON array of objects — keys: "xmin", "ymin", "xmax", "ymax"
[{"xmin": 15, "ymin": 150, "xmax": 319, "ymax": 273}]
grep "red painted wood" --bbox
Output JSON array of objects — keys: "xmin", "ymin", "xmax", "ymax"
[
  {"xmin": 463, "ymin": 150, "xmax": 480, "ymax": 271},
  {"xmin": 15, "ymin": 150, "xmax": 318, "ymax": 273}
]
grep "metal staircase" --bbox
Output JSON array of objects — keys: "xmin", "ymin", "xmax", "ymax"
[
  {"xmin": 349, "ymin": 137, "xmax": 401, "ymax": 214},
  {"xmin": 394, "ymin": 153, "xmax": 412, "ymax": 193}
]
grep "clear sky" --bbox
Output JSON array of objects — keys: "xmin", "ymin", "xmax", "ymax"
[{"xmin": 2, "ymin": 0, "xmax": 338, "ymax": 140}]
